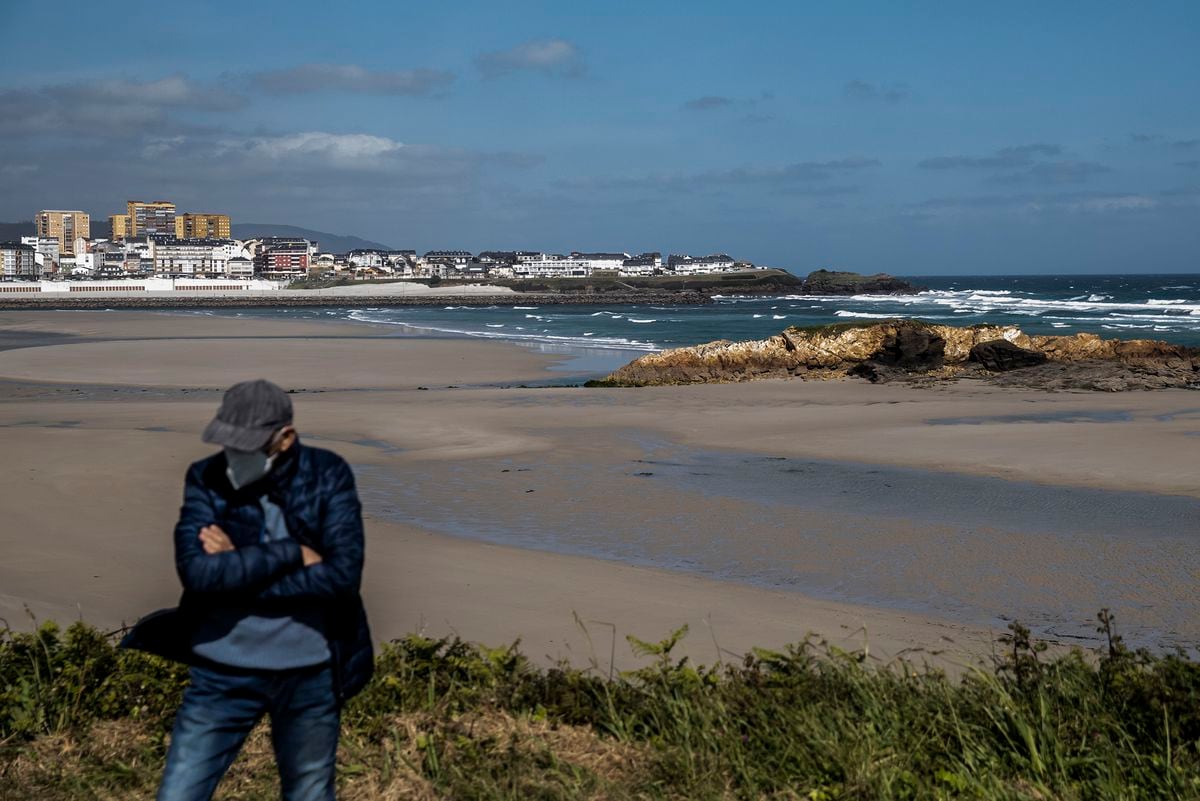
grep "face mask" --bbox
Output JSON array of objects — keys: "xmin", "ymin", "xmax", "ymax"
[{"xmin": 225, "ymin": 447, "xmax": 276, "ymax": 490}]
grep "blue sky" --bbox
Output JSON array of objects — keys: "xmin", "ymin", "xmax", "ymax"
[{"xmin": 1, "ymin": 1, "xmax": 1197, "ymax": 273}]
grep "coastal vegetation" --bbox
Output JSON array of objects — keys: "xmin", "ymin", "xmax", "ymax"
[{"xmin": 3, "ymin": 615, "xmax": 1199, "ymax": 799}]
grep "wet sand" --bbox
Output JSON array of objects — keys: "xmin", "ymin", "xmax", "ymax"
[{"xmin": 1, "ymin": 310, "xmax": 1197, "ymax": 667}]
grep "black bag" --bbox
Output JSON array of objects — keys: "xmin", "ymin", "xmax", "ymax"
[{"xmin": 119, "ymin": 605, "xmax": 195, "ymax": 665}]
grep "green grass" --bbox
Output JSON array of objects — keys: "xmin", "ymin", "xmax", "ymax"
[{"xmin": 3, "ymin": 614, "xmax": 1199, "ymax": 799}]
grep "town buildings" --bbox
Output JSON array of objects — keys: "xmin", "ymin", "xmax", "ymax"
[
  {"xmin": 620, "ymin": 252, "xmax": 662, "ymax": 276},
  {"xmin": 423, "ymin": 250, "xmax": 473, "ymax": 267},
  {"xmin": 152, "ymin": 238, "xmax": 238, "ymax": 277},
  {"xmin": 126, "ymin": 200, "xmax": 177, "ymax": 237},
  {"xmin": 227, "ymin": 257, "xmax": 254, "ymax": 279},
  {"xmin": 35, "ymin": 210, "xmax": 89, "ymax": 256},
  {"xmin": 110, "ymin": 214, "xmax": 129, "ymax": 240},
  {"xmin": 255, "ymin": 237, "xmax": 316, "ymax": 279},
  {"xmin": 572, "ymin": 252, "xmax": 629, "ymax": 273},
  {"xmin": 11, "ymin": 199, "xmax": 762, "ymax": 282},
  {"xmin": 667, "ymin": 253, "xmax": 737, "ymax": 274},
  {"xmin": 513, "ymin": 254, "xmax": 591, "ymax": 278},
  {"xmin": 176, "ymin": 213, "xmax": 231, "ymax": 239},
  {"xmin": 21, "ymin": 236, "xmax": 61, "ymax": 272},
  {"xmin": 0, "ymin": 242, "xmax": 38, "ymax": 279}
]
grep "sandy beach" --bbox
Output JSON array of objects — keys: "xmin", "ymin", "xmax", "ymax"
[{"xmin": 1, "ymin": 310, "xmax": 1197, "ymax": 670}]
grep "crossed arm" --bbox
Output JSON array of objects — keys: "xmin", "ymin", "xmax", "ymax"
[{"xmin": 174, "ymin": 460, "xmax": 364, "ymax": 601}]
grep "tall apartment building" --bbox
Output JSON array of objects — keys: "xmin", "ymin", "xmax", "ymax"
[
  {"xmin": 35, "ymin": 210, "xmax": 90, "ymax": 256},
  {"xmin": 175, "ymin": 213, "xmax": 231, "ymax": 239},
  {"xmin": 110, "ymin": 214, "xmax": 130, "ymax": 240},
  {"xmin": 126, "ymin": 200, "xmax": 176, "ymax": 237}
]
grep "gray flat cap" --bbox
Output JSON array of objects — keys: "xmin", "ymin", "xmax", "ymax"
[{"xmin": 202, "ymin": 379, "xmax": 293, "ymax": 452}]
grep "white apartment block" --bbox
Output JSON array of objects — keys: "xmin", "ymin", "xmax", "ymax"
[
  {"xmin": 227, "ymin": 257, "xmax": 254, "ymax": 279},
  {"xmin": 347, "ymin": 250, "xmax": 385, "ymax": 269},
  {"xmin": 153, "ymin": 239, "xmax": 233, "ymax": 277},
  {"xmin": 668, "ymin": 254, "xmax": 738, "ymax": 275},
  {"xmin": 620, "ymin": 253, "xmax": 663, "ymax": 276},
  {"xmin": 21, "ymin": 236, "xmax": 60, "ymax": 270},
  {"xmin": 572, "ymin": 252, "xmax": 630, "ymax": 272},
  {"xmin": 1, "ymin": 243, "xmax": 38, "ymax": 278},
  {"xmin": 513, "ymin": 255, "xmax": 591, "ymax": 278}
]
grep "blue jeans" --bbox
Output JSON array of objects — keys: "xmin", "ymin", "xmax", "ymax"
[{"xmin": 158, "ymin": 663, "xmax": 340, "ymax": 801}]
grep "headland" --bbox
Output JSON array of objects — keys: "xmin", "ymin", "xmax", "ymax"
[{"xmin": 594, "ymin": 319, "xmax": 1200, "ymax": 391}]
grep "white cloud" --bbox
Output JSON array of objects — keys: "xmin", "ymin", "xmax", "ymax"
[
  {"xmin": 476, "ymin": 39, "xmax": 585, "ymax": 79},
  {"xmin": 238, "ymin": 132, "xmax": 405, "ymax": 167}
]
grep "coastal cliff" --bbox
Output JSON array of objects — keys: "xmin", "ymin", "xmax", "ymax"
[{"xmin": 592, "ymin": 321, "xmax": 1200, "ymax": 391}]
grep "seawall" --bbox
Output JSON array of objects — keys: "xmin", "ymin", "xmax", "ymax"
[{"xmin": 0, "ymin": 291, "xmax": 713, "ymax": 310}]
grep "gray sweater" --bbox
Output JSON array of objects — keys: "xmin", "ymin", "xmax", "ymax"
[{"xmin": 191, "ymin": 497, "xmax": 330, "ymax": 669}]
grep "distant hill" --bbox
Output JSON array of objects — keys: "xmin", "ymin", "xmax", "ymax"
[
  {"xmin": 0, "ymin": 221, "xmax": 35, "ymax": 241},
  {"xmin": 232, "ymin": 224, "xmax": 393, "ymax": 254}
]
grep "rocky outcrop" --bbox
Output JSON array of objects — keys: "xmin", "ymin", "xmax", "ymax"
[
  {"xmin": 848, "ymin": 326, "xmax": 946, "ymax": 383},
  {"xmin": 798, "ymin": 269, "xmax": 925, "ymax": 295},
  {"xmin": 592, "ymin": 321, "xmax": 1200, "ymax": 392},
  {"xmin": 968, "ymin": 340, "xmax": 1048, "ymax": 371}
]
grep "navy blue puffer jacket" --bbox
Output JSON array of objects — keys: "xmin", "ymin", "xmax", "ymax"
[{"xmin": 122, "ymin": 442, "xmax": 374, "ymax": 703}]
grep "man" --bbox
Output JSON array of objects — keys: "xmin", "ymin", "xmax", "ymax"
[{"xmin": 122, "ymin": 379, "xmax": 373, "ymax": 801}]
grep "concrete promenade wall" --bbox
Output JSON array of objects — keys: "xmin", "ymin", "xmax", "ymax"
[
  {"xmin": 0, "ymin": 278, "xmax": 282, "ymax": 296},
  {"xmin": 0, "ymin": 278, "xmax": 713, "ymax": 308}
]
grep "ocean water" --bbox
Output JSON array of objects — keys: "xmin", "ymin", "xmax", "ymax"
[{"xmin": 215, "ymin": 274, "xmax": 1200, "ymax": 358}]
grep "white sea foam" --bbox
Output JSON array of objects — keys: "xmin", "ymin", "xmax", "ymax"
[
  {"xmin": 628, "ymin": 318, "xmax": 657, "ymax": 323},
  {"xmin": 833, "ymin": 310, "xmax": 899, "ymax": 319},
  {"xmin": 382, "ymin": 321, "xmax": 659, "ymax": 351},
  {"xmin": 485, "ymin": 324, "xmax": 504, "ymax": 328},
  {"xmin": 772, "ymin": 314, "xmax": 787, "ymax": 319},
  {"xmin": 781, "ymin": 289, "xmax": 1200, "ymax": 319}
]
